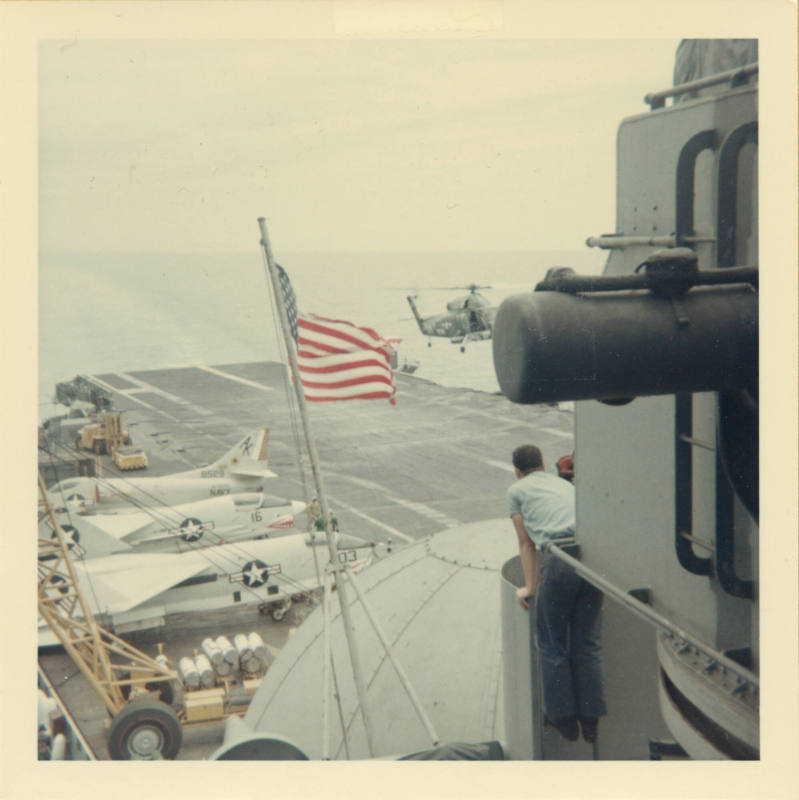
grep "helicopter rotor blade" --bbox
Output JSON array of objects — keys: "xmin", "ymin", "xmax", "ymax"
[{"xmin": 387, "ymin": 284, "xmax": 493, "ymax": 292}]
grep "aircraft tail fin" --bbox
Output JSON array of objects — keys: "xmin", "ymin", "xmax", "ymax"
[
  {"xmin": 44, "ymin": 514, "xmax": 134, "ymax": 560},
  {"xmin": 216, "ymin": 427, "xmax": 276, "ymax": 478},
  {"xmin": 406, "ymin": 296, "xmax": 428, "ymax": 334}
]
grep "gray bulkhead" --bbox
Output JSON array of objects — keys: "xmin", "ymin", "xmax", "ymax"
[
  {"xmin": 573, "ymin": 80, "xmax": 758, "ymax": 758},
  {"xmin": 496, "ymin": 67, "xmax": 759, "ymax": 759}
]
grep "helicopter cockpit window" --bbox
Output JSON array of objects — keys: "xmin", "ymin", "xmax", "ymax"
[{"xmin": 447, "ymin": 298, "xmax": 467, "ymax": 312}]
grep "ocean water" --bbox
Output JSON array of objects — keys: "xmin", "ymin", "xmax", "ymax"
[{"xmin": 38, "ymin": 249, "xmax": 605, "ymax": 420}]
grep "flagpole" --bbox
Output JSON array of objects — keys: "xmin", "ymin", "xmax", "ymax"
[{"xmin": 257, "ymin": 216, "xmax": 376, "ymax": 758}]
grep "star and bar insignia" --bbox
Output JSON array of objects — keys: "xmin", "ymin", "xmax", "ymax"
[{"xmin": 229, "ymin": 559, "xmax": 282, "ymax": 588}]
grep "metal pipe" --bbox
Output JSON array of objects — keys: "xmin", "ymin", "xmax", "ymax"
[
  {"xmin": 678, "ymin": 531, "xmax": 715, "ymax": 552},
  {"xmin": 715, "ymin": 451, "xmax": 754, "ymax": 600},
  {"xmin": 645, "ymin": 63, "xmax": 758, "ymax": 108},
  {"xmin": 586, "ymin": 235, "xmax": 677, "ymax": 249},
  {"xmin": 257, "ymin": 217, "xmax": 376, "ymax": 756},
  {"xmin": 536, "ymin": 266, "xmax": 758, "ymax": 294},
  {"xmin": 674, "ymin": 393, "xmax": 713, "ymax": 576},
  {"xmin": 586, "ymin": 235, "xmax": 717, "ymax": 249},
  {"xmin": 717, "ymin": 122, "xmax": 758, "ymax": 268},
  {"xmin": 678, "ymin": 434, "xmax": 715, "ymax": 451},
  {"xmin": 542, "ymin": 541, "xmax": 758, "ymax": 687},
  {"xmin": 321, "ymin": 571, "xmax": 332, "ymax": 760},
  {"xmin": 676, "ymin": 130, "xmax": 717, "ymax": 242},
  {"xmin": 343, "ymin": 565, "xmax": 440, "ymax": 746}
]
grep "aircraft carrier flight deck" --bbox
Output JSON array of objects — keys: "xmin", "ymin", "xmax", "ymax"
[{"xmin": 38, "ymin": 360, "xmax": 574, "ymax": 759}]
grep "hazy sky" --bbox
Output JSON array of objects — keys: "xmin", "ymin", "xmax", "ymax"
[{"xmin": 38, "ymin": 38, "xmax": 680, "ymax": 254}]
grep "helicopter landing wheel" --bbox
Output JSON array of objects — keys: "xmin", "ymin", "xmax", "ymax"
[
  {"xmin": 460, "ymin": 346, "xmax": 465, "ymax": 353},
  {"xmin": 107, "ymin": 697, "xmax": 182, "ymax": 760}
]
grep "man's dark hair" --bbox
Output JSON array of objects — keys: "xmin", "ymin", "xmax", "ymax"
[{"xmin": 512, "ymin": 445, "xmax": 543, "ymax": 475}]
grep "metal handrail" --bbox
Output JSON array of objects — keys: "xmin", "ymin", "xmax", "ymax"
[
  {"xmin": 645, "ymin": 63, "xmax": 758, "ymax": 109},
  {"xmin": 534, "ymin": 265, "xmax": 758, "ymax": 295},
  {"xmin": 542, "ymin": 541, "xmax": 758, "ymax": 688}
]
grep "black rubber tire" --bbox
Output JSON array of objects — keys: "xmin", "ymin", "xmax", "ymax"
[
  {"xmin": 119, "ymin": 673, "xmax": 181, "ymax": 709},
  {"xmin": 156, "ymin": 678, "xmax": 183, "ymax": 711},
  {"xmin": 107, "ymin": 698, "xmax": 182, "ymax": 760}
]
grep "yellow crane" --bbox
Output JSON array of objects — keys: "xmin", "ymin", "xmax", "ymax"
[{"xmin": 37, "ymin": 472, "xmax": 182, "ymax": 759}]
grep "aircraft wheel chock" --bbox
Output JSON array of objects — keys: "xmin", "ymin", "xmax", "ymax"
[{"xmin": 107, "ymin": 698, "xmax": 182, "ymax": 760}]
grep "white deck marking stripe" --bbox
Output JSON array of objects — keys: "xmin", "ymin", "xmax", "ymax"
[
  {"xmin": 87, "ymin": 374, "xmax": 233, "ymax": 452},
  {"xmin": 483, "ymin": 459, "xmax": 516, "ymax": 473},
  {"xmin": 398, "ymin": 391, "xmax": 574, "ymax": 431},
  {"xmin": 197, "ymin": 365, "xmax": 276, "ymax": 392},
  {"xmin": 539, "ymin": 427, "xmax": 573, "ymax": 439},
  {"xmin": 118, "ymin": 373, "xmax": 213, "ymax": 416},
  {"xmin": 87, "ymin": 375, "xmax": 163, "ymax": 413},
  {"xmin": 327, "ymin": 495, "xmax": 415, "ymax": 543},
  {"xmin": 340, "ymin": 475, "xmax": 461, "ymax": 529}
]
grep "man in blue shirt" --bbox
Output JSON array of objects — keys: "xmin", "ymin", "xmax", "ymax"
[{"xmin": 507, "ymin": 444, "xmax": 606, "ymax": 743}]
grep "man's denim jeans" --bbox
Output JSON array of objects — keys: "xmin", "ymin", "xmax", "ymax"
[{"xmin": 535, "ymin": 551, "xmax": 607, "ymax": 721}]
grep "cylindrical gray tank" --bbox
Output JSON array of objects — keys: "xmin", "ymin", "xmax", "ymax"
[
  {"xmin": 500, "ymin": 556, "xmax": 539, "ymax": 760},
  {"xmin": 492, "ymin": 285, "xmax": 757, "ymax": 404}
]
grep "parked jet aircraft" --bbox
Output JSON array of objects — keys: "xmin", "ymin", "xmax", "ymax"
[
  {"xmin": 38, "ymin": 531, "xmax": 383, "ymax": 646},
  {"xmin": 40, "ymin": 492, "xmax": 307, "ymax": 559},
  {"xmin": 46, "ymin": 428, "xmax": 276, "ymax": 514}
]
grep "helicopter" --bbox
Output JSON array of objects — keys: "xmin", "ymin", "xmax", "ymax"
[{"xmin": 406, "ymin": 284, "xmax": 497, "ymax": 352}]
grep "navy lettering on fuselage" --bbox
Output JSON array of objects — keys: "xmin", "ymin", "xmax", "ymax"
[{"xmin": 201, "ymin": 469, "xmax": 225, "ymax": 478}]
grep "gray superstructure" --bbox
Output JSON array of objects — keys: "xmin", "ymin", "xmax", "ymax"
[{"xmin": 493, "ymin": 42, "xmax": 759, "ymax": 759}]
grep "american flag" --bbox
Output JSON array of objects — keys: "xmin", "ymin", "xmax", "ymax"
[{"xmin": 276, "ymin": 264, "xmax": 400, "ymax": 404}]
